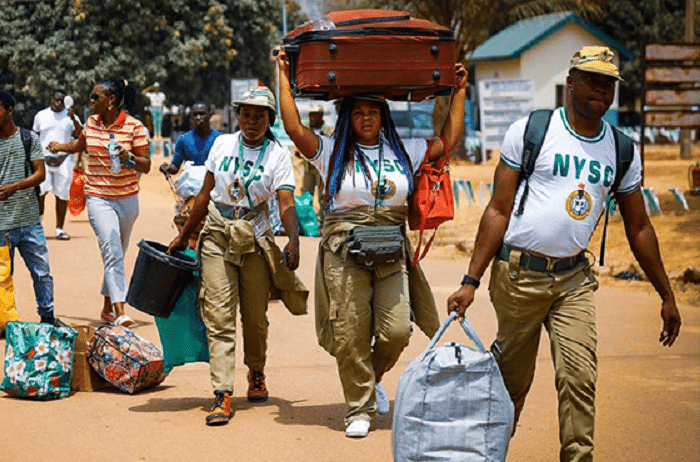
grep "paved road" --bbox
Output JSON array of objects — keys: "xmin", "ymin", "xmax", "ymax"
[{"xmin": 2, "ymin": 182, "xmax": 698, "ymax": 462}]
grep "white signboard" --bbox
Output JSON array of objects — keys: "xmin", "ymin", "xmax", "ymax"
[
  {"xmin": 478, "ymin": 79, "xmax": 534, "ymax": 162},
  {"xmin": 230, "ymin": 78, "xmax": 260, "ymax": 105}
]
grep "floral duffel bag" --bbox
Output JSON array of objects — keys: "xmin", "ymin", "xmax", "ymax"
[
  {"xmin": 86, "ymin": 325, "xmax": 167, "ymax": 394},
  {"xmin": 1, "ymin": 321, "xmax": 78, "ymax": 400}
]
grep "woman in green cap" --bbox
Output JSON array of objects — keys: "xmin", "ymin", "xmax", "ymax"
[{"xmin": 169, "ymin": 85, "xmax": 307, "ymax": 427}]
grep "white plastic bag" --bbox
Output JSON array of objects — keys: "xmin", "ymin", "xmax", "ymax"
[{"xmin": 175, "ymin": 161, "xmax": 207, "ymax": 200}]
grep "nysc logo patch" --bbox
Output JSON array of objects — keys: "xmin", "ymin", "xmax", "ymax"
[
  {"xmin": 566, "ymin": 183, "xmax": 592, "ymax": 220},
  {"xmin": 372, "ymin": 179, "xmax": 397, "ymax": 201},
  {"xmin": 228, "ymin": 179, "xmax": 246, "ymax": 204}
]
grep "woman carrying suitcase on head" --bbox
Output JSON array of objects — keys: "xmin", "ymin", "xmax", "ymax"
[
  {"xmin": 277, "ymin": 50, "xmax": 467, "ymax": 438},
  {"xmin": 168, "ymin": 86, "xmax": 308, "ymax": 426}
]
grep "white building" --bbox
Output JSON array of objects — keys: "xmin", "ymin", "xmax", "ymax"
[{"xmin": 471, "ymin": 12, "xmax": 633, "ymax": 127}]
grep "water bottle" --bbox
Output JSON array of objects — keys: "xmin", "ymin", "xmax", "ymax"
[
  {"xmin": 108, "ymin": 134, "xmax": 121, "ymax": 173},
  {"xmin": 64, "ymin": 95, "xmax": 73, "ymax": 117}
]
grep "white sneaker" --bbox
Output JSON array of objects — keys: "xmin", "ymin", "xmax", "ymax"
[
  {"xmin": 375, "ymin": 382, "xmax": 390, "ymax": 414},
  {"xmin": 345, "ymin": 420, "xmax": 370, "ymax": 438}
]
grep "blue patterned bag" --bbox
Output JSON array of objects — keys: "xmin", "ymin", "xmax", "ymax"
[{"xmin": 1, "ymin": 321, "xmax": 77, "ymax": 400}]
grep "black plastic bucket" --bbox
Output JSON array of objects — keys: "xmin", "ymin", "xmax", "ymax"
[{"xmin": 127, "ymin": 240, "xmax": 199, "ymax": 318}]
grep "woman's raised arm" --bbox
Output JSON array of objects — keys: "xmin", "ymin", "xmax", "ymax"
[
  {"xmin": 276, "ymin": 49, "xmax": 320, "ymax": 158},
  {"xmin": 429, "ymin": 63, "xmax": 468, "ymax": 161}
]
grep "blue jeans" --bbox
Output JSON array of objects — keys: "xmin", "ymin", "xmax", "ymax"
[{"xmin": 0, "ymin": 224, "xmax": 54, "ymax": 317}]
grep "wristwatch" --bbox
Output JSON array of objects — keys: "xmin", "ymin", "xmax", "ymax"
[
  {"xmin": 123, "ymin": 152, "xmax": 136, "ymax": 167},
  {"xmin": 461, "ymin": 275, "xmax": 480, "ymax": 289}
]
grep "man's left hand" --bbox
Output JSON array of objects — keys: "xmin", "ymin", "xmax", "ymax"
[{"xmin": 159, "ymin": 162, "xmax": 171, "ymax": 175}]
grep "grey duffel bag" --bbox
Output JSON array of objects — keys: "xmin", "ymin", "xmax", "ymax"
[{"xmin": 392, "ymin": 312, "xmax": 514, "ymax": 462}]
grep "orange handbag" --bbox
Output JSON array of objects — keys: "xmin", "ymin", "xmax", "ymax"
[
  {"xmin": 408, "ymin": 136, "xmax": 454, "ymax": 267},
  {"xmin": 69, "ymin": 170, "xmax": 86, "ymax": 216}
]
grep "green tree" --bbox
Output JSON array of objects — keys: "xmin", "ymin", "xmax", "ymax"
[
  {"xmin": 588, "ymin": 0, "xmax": 700, "ymax": 106},
  {"xmin": 0, "ymin": 0, "xmax": 306, "ymax": 125}
]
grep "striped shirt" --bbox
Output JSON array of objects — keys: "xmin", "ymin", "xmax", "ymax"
[
  {"xmin": 81, "ymin": 110, "xmax": 149, "ymax": 199},
  {"xmin": 0, "ymin": 129, "xmax": 42, "ymax": 230}
]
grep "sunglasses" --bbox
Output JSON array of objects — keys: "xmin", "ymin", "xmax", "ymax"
[{"xmin": 89, "ymin": 92, "xmax": 103, "ymax": 101}]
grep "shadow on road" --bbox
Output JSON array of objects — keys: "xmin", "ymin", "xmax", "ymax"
[
  {"xmin": 268, "ymin": 397, "xmax": 393, "ymax": 431},
  {"xmin": 128, "ymin": 396, "xmax": 210, "ymax": 413},
  {"xmin": 124, "ymin": 395, "xmax": 393, "ymax": 432}
]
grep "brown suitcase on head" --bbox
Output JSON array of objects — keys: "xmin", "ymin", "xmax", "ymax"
[{"xmin": 283, "ymin": 10, "xmax": 456, "ymax": 102}]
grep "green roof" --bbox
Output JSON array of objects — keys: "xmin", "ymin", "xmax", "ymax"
[{"xmin": 471, "ymin": 12, "xmax": 633, "ymax": 62}]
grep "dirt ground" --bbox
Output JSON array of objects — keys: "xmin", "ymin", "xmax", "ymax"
[{"xmin": 1, "ymin": 143, "xmax": 698, "ymax": 462}]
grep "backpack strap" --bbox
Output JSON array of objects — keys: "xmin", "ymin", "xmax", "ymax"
[
  {"xmin": 20, "ymin": 127, "xmax": 33, "ymax": 166},
  {"xmin": 19, "ymin": 128, "xmax": 40, "ymax": 200},
  {"xmin": 599, "ymin": 126, "xmax": 634, "ymax": 266},
  {"xmin": 514, "ymin": 109, "xmax": 553, "ymax": 217},
  {"xmin": 610, "ymin": 127, "xmax": 634, "ymax": 197}
]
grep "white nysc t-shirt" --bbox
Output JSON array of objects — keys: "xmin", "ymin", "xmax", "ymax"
[
  {"xmin": 310, "ymin": 135, "xmax": 428, "ymax": 213},
  {"xmin": 205, "ymin": 132, "xmax": 295, "ymax": 209},
  {"xmin": 500, "ymin": 107, "xmax": 642, "ymax": 258}
]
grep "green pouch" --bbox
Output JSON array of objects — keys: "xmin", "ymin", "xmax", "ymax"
[{"xmin": 295, "ymin": 192, "xmax": 320, "ymax": 237}]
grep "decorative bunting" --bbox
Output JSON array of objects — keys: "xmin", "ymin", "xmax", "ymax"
[
  {"xmin": 447, "ymin": 181, "xmax": 696, "ymax": 213},
  {"xmin": 642, "ymin": 187, "xmax": 661, "ymax": 215},
  {"xmin": 669, "ymin": 188, "xmax": 689, "ymax": 211},
  {"xmin": 453, "ymin": 180, "xmax": 460, "ymax": 208}
]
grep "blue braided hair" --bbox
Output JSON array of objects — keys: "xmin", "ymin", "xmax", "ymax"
[
  {"xmin": 324, "ymin": 97, "xmax": 414, "ymax": 214},
  {"xmin": 379, "ymin": 102, "xmax": 414, "ymax": 193}
]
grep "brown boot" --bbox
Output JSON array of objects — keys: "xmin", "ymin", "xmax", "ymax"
[
  {"xmin": 247, "ymin": 369, "xmax": 268, "ymax": 402},
  {"xmin": 205, "ymin": 391, "xmax": 234, "ymax": 426}
]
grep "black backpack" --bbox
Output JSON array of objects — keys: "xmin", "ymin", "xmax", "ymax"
[
  {"xmin": 19, "ymin": 127, "xmax": 41, "ymax": 200},
  {"xmin": 514, "ymin": 109, "xmax": 634, "ymax": 265}
]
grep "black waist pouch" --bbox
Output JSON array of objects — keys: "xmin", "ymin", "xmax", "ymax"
[
  {"xmin": 45, "ymin": 154, "xmax": 71, "ymax": 167},
  {"xmin": 345, "ymin": 224, "xmax": 404, "ymax": 267}
]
